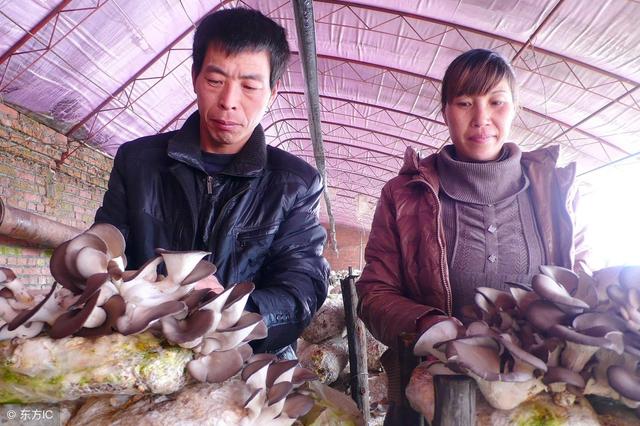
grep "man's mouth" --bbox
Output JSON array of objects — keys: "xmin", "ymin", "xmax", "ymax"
[{"xmin": 211, "ymin": 119, "xmax": 240, "ymax": 131}]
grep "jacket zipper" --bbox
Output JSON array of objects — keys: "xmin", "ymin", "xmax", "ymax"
[
  {"xmin": 421, "ymin": 180, "xmax": 453, "ymax": 316},
  {"xmin": 207, "ymin": 176, "xmax": 213, "ymax": 194}
]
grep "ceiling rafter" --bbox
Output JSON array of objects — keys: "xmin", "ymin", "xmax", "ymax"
[
  {"xmin": 65, "ymin": 0, "xmax": 236, "ymax": 139},
  {"xmin": 0, "ymin": 0, "xmax": 108, "ymax": 91},
  {"xmin": 319, "ymin": 0, "xmax": 640, "ymax": 86}
]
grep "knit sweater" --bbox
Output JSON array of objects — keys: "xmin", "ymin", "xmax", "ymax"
[{"xmin": 436, "ymin": 143, "xmax": 546, "ymax": 316}]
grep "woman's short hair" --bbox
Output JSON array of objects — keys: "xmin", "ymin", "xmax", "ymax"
[{"xmin": 441, "ymin": 49, "xmax": 517, "ymax": 109}]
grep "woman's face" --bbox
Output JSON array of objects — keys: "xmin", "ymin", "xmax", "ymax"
[{"xmin": 443, "ymin": 79, "xmax": 516, "ymax": 162}]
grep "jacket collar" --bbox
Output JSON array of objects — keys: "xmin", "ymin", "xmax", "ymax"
[
  {"xmin": 167, "ymin": 111, "xmax": 267, "ymax": 177},
  {"xmin": 399, "ymin": 143, "xmax": 566, "ymax": 190}
]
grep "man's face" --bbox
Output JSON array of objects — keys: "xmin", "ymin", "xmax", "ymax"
[{"xmin": 193, "ymin": 45, "xmax": 277, "ymax": 154}]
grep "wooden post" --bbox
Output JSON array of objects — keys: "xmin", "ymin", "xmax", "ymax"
[
  {"xmin": 432, "ymin": 375, "xmax": 476, "ymax": 426},
  {"xmin": 340, "ymin": 266, "xmax": 370, "ymax": 424}
]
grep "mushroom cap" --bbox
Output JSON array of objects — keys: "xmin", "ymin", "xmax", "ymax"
[
  {"xmin": 266, "ymin": 360, "xmax": 299, "ymax": 388},
  {"xmin": 497, "ymin": 333, "xmax": 548, "ymax": 373},
  {"xmin": 75, "ymin": 294, "xmax": 126, "ymax": 338},
  {"xmin": 572, "ymin": 312, "xmax": 626, "ymax": 333},
  {"xmin": 161, "ymin": 308, "xmax": 215, "ymax": 344},
  {"xmin": 49, "ymin": 241, "xmax": 84, "ymax": 294},
  {"xmin": 74, "ymin": 246, "xmax": 109, "ymax": 279},
  {"xmin": 543, "ymin": 366, "xmax": 586, "ymax": 388},
  {"xmin": 620, "ymin": 266, "xmax": 640, "ymax": 290},
  {"xmin": 72, "ymin": 272, "xmax": 109, "ymax": 308},
  {"xmin": 180, "ymin": 288, "xmax": 219, "ymax": 313},
  {"xmin": 242, "ymin": 358, "xmax": 274, "ymax": 388},
  {"xmin": 49, "ymin": 290, "xmax": 101, "ymax": 338},
  {"xmin": 155, "ymin": 249, "xmax": 210, "ymax": 285},
  {"xmin": 281, "ymin": 392, "xmax": 315, "ymax": 419},
  {"xmin": 64, "ymin": 233, "xmax": 108, "ymax": 280},
  {"xmin": 180, "ymin": 260, "xmax": 217, "ymax": 286},
  {"xmin": 524, "ymin": 299, "xmax": 568, "ymax": 332},
  {"xmin": 539, "ymin": 265, "xmax": 579, "ymax": 294},
  {"xmin": 607, "ymin": 365, "xmax": 640, "ymax": 401},
  {"xmin": 187, "ymin": 347, "xmax": 244, "ymax": 383},
  {"xmin": 0, "ymin": 267, "xmax": 17, "ymax": 283},
  {"xmin": 531, "ymin": 274, "xmax": 589, "ymax": 314},
  {"xmin": 444, "ymin": 336, "xmax": 502, "ymax": 381},
  {"xmin": 117, "ymin": 300, "xmax": 186, "ymax": 335},
  {"xmin": 217, "ymin": 282, "xmax": 255, "ymax": 329},
  {"xmin": 476, "ymin": 287, "xmax": 516, "ymax": 312},
  {"xmin": 8, "ymin": 282, "xmax": 58, "ymax": 331},
  {"xmin": 86, "ymin": 223, "xmax": 126, "ymax": 259},
  {"xmin": 508, "ymin": 287, "xmax": 539, "ymax": 312},
  {"xmin": 0, "ymin": 321, "xmax": 44, "ymax": 340},
  {"xmin": 549, "ymin": 324, "xmax": 624, "ymax": 355},
  {"xmin": 414, "ymin": 317, "xmax": 465, "ymax": 359}
]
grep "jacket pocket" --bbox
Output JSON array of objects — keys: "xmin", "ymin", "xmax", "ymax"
[{"xmin": 233, "ymin": 223, "xmax": 280, "ymax": 279}]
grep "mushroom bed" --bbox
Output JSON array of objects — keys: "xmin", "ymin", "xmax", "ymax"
[
  {"xmin": 0, "ymin": 224, "xmax": 363, "ymax": 425},
  {"xmin": 411, "ymin": 264, "xmax": 640, "ymax": 420}
]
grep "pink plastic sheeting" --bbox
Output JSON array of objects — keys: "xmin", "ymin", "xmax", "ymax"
[{"xmin": 1, "ymin": 0, "xmax": 639, "ymax": 229}]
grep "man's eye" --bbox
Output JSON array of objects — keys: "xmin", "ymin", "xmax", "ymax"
[
  {"xmin": 243, "ymin": 85, "xmax": 258, "ymax": 90},
  {"xmin": 207, "ymin": 79, "xmax": 222, "ymax": 86}
]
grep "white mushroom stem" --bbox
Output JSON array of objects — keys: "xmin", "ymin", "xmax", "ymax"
[
  {"xmin": 83, "ymin": 307, "xmax": 107, "ymax": 328},
  {"xmin": 560, "ymin": 341, "xmax": 599, "ymax": 372},
  {"xmin": 585, "ymin": 348, "xmax": 624, "ymax": 400},
  {"xmin": 468, "ymin": 371, "xmax": 546, "ymax": 410}
]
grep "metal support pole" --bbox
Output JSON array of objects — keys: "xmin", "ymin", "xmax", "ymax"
[{"xmin": 291, "ymin": 0, "xmax": 339, "ymax": 254}]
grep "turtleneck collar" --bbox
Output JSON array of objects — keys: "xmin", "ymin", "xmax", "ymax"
[{"xmin": 436, "ymin": 142, "xmax": 529, "ymax": 205}]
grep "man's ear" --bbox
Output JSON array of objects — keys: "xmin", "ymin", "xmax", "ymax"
[
  {"xmin": 191, "ymin": 66, "xmax": 198, "ymax": 93},
  {"xmin": 268, "ymin": 80, "xmax": 280, "ymax": 108},
  {"xmin": 442, "ymin": 106, "xmax": 448, "ymax": 126}
]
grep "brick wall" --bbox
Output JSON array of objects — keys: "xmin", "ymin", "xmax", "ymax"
[
  {"xmin": 0, "ymin": 102, "xmax": 113, "ymax": 286},
  {"xmin": 322, "ymin": 223, "xmax": 370, "ymax": 272}
]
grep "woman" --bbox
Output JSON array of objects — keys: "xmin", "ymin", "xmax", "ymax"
[{"xmin": 356, "ymin": 49, "xmax": 589, "ymax": 424}]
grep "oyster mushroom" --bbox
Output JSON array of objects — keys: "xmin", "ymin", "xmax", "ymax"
[
  {"xmin": 549, "ymin": 324, "xmax": 624, "ymax": 372},
  {"xmin": 0, "ymin": 267, "xmax": 33, "ymax": 305},
  {"xmin": 116, "ymin": 300, "xmax": 186, "ymax": 335},
  {"xmin": 531, "ymin": 273, "xmax": 589, "ymax": 315},
  {"xmin": 413, "ymin": 317, "xmax": 465, "ymax": 362},
  {"xmin": 607, "ymin": 365, "xmax": 640, "ymax": 407}
]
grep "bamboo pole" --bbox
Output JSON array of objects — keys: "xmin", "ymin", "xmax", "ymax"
[{"xmin": 340, "ymin": 266, "xmax": 370, "ymax": 424}]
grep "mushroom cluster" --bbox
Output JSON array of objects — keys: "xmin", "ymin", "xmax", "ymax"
[
  {"xmin": 240, "ymin": 353, "xmax": 317, "ymax": 425},
  {"xmin": 0, "ymin": 224, "xmax": 267, "ymax": 384},
  {"xmin": 414, "ymin": 264, "xmax": 640, "ymax": 415}
]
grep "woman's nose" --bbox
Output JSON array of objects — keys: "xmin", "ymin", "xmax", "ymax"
[{"xmin": 471, "ymin": 105, "xmax": 490, "ymax": 126}]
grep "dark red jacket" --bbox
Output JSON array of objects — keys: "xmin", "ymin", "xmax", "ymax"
[{"xmin": 356, "ymin": 145, "xmax": 579, "ymax": 384}]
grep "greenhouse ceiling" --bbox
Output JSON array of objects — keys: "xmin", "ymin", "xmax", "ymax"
[{"xmin": 1, "ymin": 0, "xmax": 639, "ymax": 228}]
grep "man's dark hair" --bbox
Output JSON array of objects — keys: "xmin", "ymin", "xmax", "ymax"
[
  {"xmin": 192, "ymin": 8, "xmax": 291, "ymax": 89},
  {"xmin": 441, "ymin": 49, "xmax": 518, "ymax": 110}
]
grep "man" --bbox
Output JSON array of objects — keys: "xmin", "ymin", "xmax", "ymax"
[{"xmin": 95, "ymin": 8, "xmax": 329, "ymax": 359}]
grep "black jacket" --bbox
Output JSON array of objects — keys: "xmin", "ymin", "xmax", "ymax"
[{"xmin": 95, "ymin": 112, "xmax": 330, "ymax": 353}]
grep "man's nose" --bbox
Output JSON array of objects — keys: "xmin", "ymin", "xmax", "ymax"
[{"xmin": 218, "ymin": 84, "xmax": 238, "ymax": 110}]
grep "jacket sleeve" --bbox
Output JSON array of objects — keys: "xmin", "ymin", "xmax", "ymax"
[
  {"xmin": 356, "ymin": 183, "xmax": 446, "ymax": 348},
  {"xmin": 248, "ymin": 172, "xmax": 330, "ymax": 353},
  {"xmin": 94, "ymin": 145, "xmax": 130, "ymax": 240}
]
